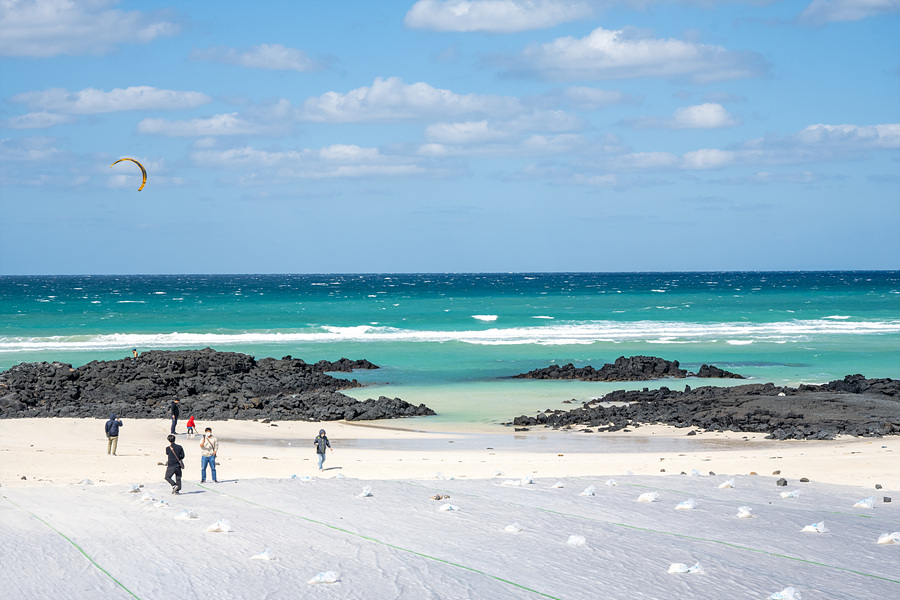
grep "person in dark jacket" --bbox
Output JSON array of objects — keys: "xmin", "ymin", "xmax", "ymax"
[
  {"xmin": 105, "ymin": 413, "xmax": 123, "ymax": 455},
  {"xmin": 314, "ymin": 429, "xmax": 333, "ymax": 471},
  {"xmin": 164, "ymin": 434, "xmax": 185, "ymax": 494},
  {"xmin": 169, "ymin": 399, "xmax": 180, "ymax": 435}
]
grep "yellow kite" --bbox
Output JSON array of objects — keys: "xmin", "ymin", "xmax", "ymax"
[{"xmin": 110, "ymin": 158, "xmax": 147, "ymax": 191}]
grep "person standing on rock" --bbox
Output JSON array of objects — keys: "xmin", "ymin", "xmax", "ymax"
[
  {"xmin": 200, "ymin": 427, "xmax": 218, "ymax": 483},
  {"xmin": 105, "ymin": 413, "xmax": 123, "ymax": 455},
  {"xmin": 314, "ymin": 429, "xmax": 332, "ymax": 472},
  {"xmin": 165, "ymin": 434, "xmax": 185, "ymax": 494},
  {"xmin": 169, "ymin": 398, "xmax": 180, "ymax": 435}
]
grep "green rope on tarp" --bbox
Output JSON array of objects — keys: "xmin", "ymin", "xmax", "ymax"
[{"xmin": 3, "ymin": 495, "xmax": 143, "ymax": 599}]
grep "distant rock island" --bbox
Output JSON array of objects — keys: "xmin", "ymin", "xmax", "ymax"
[
  {"xmin": 509, "ymin": 375, "xmax": 900, "ymax": 440},
  {"xmin": 0, "ymin": 348, "xmax": 435, "ymax": 421},
  {"xmin": 513, "ymin": 355, "xmax": 744, "ymax": 381}
]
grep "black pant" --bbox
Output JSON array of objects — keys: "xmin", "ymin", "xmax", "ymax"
[
  {"xmin": 165, "ymin": 465, "xmax": 182, "ymax": 491},
  {"xmin": 171, "ymin": 417, "xmax": 178, "ymax": 434}
]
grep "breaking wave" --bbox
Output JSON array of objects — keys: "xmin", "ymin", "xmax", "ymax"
[{"xmin": 2, "ymin": 318, "xmax": 899, "ymax": 352}]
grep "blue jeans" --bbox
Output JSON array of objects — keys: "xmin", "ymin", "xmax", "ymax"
[
  {"xmin": 201, "ymin": 455, "xmax": 217, "ymax": 482},
  {"xmin": 317, "ymin": 453, "xmax": 325, "ymax": 470}
]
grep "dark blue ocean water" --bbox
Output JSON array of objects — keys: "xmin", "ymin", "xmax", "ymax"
[{"xmin": 2, "ymin": 272, "xmax": 898, "ymax": 426}]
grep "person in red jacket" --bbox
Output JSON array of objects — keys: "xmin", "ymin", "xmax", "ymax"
[{"xmin": 186, "ymin": 416, "xmax": 196, "ymax": 438}]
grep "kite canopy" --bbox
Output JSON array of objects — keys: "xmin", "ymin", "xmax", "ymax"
[{"xmin": 110, "ymin": 158, "xmax": 147, "ymax": 191}]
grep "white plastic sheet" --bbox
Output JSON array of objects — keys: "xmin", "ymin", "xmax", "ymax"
[
  {"xmin": 667, "ymin": 562, "xmax": 703, "ymax": 574},
  {"xmin": 769, "ymin": 587, "xmax": 801, "ymax": 600},
  {"xmin": 876, "ymin": 532, "xmax": 900, "ymax": 545},
  {"xmin": 308, "ymin": 571, "xmax": 338, "ymax": 584},
  {"xmin": 801, "ymin": 521, "xmax": 829, "ymax": 533},
  {"xmin": 206, "ymin": 519, "xmax": 232, "ymax": 533}
]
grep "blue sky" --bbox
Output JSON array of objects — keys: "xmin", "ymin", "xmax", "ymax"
[{"xmin": 1, "ymin": 0, "xmax": 898, "ymax": 274}]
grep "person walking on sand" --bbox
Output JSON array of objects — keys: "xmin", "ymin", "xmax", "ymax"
[
  {"xmin": 200, "ymin": 427, "xmax": 218, "ymax": 483},
  {"xmin": 105, "ymin": 413, "xmax": 123, "ymax": 455},
  {"xmin": 186, "ymin": 415, "xmax": 196, "ymax": 437},
  {"xmin": 169, "ymin": 398, "xmax": 180, "ymax": 434},
  {"xmin": 165, "ymin": 434, "xmax": 185, "ymax": 494},
  {"xmin": 314, "ymin": 429, "xmax": 332, "ymax": 471}
]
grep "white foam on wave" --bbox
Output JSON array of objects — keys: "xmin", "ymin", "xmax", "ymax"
[
  {"xmin": 3, "ymin": 318, "xmax": 899, "ymax": 352},
  {"xmin": 472, "ymin": 315, "xmax": 498, "ymax": 322}
]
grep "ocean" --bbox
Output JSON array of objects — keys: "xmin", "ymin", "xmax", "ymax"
[{"xmin": 2, "ymin": 272, "xmax": 898, "ymax": 428}]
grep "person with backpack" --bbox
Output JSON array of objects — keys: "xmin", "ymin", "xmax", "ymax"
[
  {"xmin": 314, "ymin": 429, "xmax": 333, "ymax": 471},
  {"xmin": 105, "ymin": 413, "xmax": 123, "ymax": 455},
  {"xmin": 164, "ymin": 434, "xmax": 185, "ymax": 494}
]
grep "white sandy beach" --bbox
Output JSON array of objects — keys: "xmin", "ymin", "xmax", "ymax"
[{"xmin": 2, "ymin": 418, "xmax": 898, "ymax": 599}]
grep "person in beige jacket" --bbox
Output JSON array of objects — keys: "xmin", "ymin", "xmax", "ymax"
[{"xmin": 200, "ymin": 427, "xmax": 218, "ymax": 483}]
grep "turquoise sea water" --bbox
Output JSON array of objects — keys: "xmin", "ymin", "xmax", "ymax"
[{"xmin": 1, "ymin": 272, "xmax": 898, "ymax": 427}]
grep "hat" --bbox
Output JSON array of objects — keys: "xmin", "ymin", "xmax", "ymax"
[{"xmin": 319, "ymin": 429, "xmax": 326, "ymax": 435}]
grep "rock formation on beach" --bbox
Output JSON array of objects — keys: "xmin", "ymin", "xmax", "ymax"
[
  {"xmin": 513, "ymin": 355, "xmax": 744, "ymax": 381},
  {"xmin": 0, "ymin": 348, "xmax": 435, "ymax": 421},
  {"xmin": 509, "ymin": 375, "xmax": 900, "ymax": 439}
]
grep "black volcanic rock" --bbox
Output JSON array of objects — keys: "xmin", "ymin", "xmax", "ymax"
[
  {"xmin": 514, "ymin": 356, "xmax": 689, "ymax": 381},
  {"xmin": 0, "ymin": 348, "xmax": 434, "ymax": 422},
  {"xmin": 695, "ymin": 364, "xmax": 744, "ymax": 379},
  {"xmin": 514, "ymin": 356, "xmax": 745, "ymax": 381},
  {"xmin": 508, "ymin": 376, "xmax": 900, "ymax": 440}
]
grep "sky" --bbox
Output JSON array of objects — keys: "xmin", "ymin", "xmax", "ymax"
[{"xmin": 0, "ymin": 0, "xmax": 898, "ymax": 275}]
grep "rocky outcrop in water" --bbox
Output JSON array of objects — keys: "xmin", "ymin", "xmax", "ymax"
[
  {"xmin": 0, "ymin": 348, "xmax": 434, "ymax": 421},
  {"xmin": 509, "ymin": 375, "xmax": 899, "ymax": 440},
  {"xmin": 513, "ymin": 356, "xmax": 743, "ymax": 381}
]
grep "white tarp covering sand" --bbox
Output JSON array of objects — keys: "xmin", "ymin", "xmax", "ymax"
[{"xmin": 2, "ymin": 474, "xmax": 898, "ymax": 599}]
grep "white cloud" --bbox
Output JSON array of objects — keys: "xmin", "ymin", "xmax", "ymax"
[
  {"xmin": 1, "ymin": 111, "xmax": 74, "ymax": 129},
  {"xmin": 137, "ymin": 113, "xmax": 271, "ymax": 137},
  {"xmin": 682, "ymin": 148, "xmax": 736, "ymax": 169},
  {"xmin": 789, "ymin": 123, "xmax": 900, "ymax": 148},
  {"xmin": 190, "ymin": 43, "xmax": 325, "ymax": 72},
  {"xmin": 624, "ymin": 103, "xmax": 739, "ymax": 129},
  {"xmin": 511, "ymin": 26, "xmax": 768, "ymax": 83},
  {"xmin": 0, "ymin": 0, "xmax": 179, "ymax": 57},
  {"xmin": 301, "ymin": 76, "xmax": 520, "ymax": 122},
  {"xmin": 0, "ymin": 136, "xmax": 61, "ymax": 160},
  {"xmin": 191, "ymin": 144, "xmax": 427, "ymax": 180},
  {"xmin": 672, "ymin": 103, "xmax": 740, "ymax": 128},
  {"xmin": 12, "ymin": 86, "xmax": 211, "ymax": 114},
  {"xmin": 425, "ymin": 120, "xmax": 512, "ymax": 144},
  {"xmin": 404, "ymin": 0, "xmax": 591, "ymax": 32},
  {"xmin": 799, "ymin": 0, "xmax": 900, "ymax": 24},
  {"xmin": 563, "ymin": 87, "xmax": 637, "ymax": 109}
]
